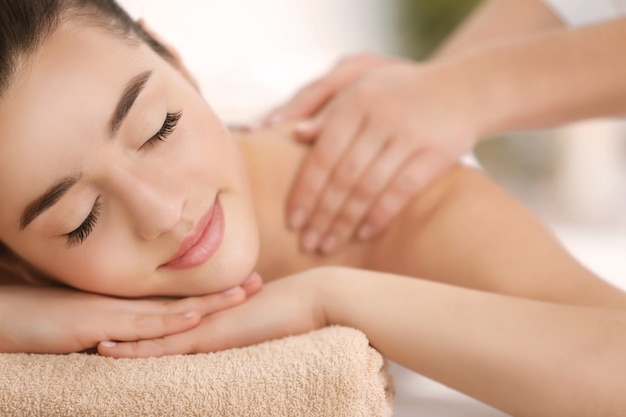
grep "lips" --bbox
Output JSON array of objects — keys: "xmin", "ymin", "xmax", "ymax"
[{"xmin": 161, "ymin": 196, "xmax": 225, "ymax": 270}]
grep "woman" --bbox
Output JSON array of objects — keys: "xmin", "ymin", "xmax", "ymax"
[{"xmin": 0, "ymin": 1, "xmax": 625, "ymax": 415}]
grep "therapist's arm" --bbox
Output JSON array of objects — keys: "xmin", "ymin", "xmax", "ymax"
[
  {"xmin": 434, "ymin": 0, "xmax": 564, "ymax": 60},
  {"xmin": 436, "ymin": 15, "xmax": 626, "ymax": 136}
]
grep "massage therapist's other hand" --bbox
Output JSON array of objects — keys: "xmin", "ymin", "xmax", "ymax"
[
  {"xmin": 98, "ymin": 269, "xmax": 329, "ymax": 358},
  {"xmin": 262, "ymin": 53, "xmax": 479, "ymax": 254},
  {"xmin": 0, "ymin": 282, "xmax": 254, "ymax": 354}
]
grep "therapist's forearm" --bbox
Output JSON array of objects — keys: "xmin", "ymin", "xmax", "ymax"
[
  {"xmin": 446, "ymin": 16, "xmax": 626, "ymax": 137},
  {"xmin": 322, "ymin": 268, "xmax": 626, "ymax": 417},
  {"xmin": 434, "ymin": 0, "xmax": 564, "ymax": 61}
]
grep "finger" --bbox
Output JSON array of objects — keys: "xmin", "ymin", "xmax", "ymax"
[
  {"xmin": 189, "ymin": 286, "xmax": 247, "ymax": 317},
  {"xmin": 322, "ymin": 137, "xmax": 416, "ymax": 251},
  {"xmin": 286, "ymin": 104, "xmax": 364, "ymax": 232},
  {"xmin": 264, "ymin": 66, "xmax": 351, "ymax": 127},
  {"xmin": 265, "ymin": 53, "xmax": 388, "ymax": 126},
  {"xmin": 100, "ymin": 310, "xmax": 236, "ymax": 358},
  {"xmin": 241, "ymin": 271, "xmax": 263, "ymax": 297},
  {"xmin": 103, "ymin": 288, "xmax": 246, "ymax": 342},
  {"xmin": 99, "ymin": 315, "xmax": 240, "ymax": 358},
  {"xmin": 359, "ymin": 150, "xmax": 453, "ymax": 239},
  {"xmin": 133, "ymin": 286, "xmax": 247, "ymax": 316},
  {"xmin": 302, "ymin": 118, "xmax": 390, "ymax": 254},
  {"xmin": 100, "ymin": 310, "xmax": 202, "ymax": 345},
  {"xmin": 98, "ymin": 333, "xmax": 194, "ymax": 358},
  {"xmin": 293, "ymin": 118, "xmax": 322, "ymax": 143}
]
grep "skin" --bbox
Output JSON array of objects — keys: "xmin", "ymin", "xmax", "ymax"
[
  {"xmin": 103, "ymin": 133, "xmax": 626, "ymax": 415},
  {"xmin": 262, "ymin": 0, "xmax": 626, "ymax": 256},
  {"xmin": 1, "ymin": 8, "xmax": 626, "ymax": 415},
  {"xmin": 0, "ymin": 20, "xmax": 260, "ymax": 298}
]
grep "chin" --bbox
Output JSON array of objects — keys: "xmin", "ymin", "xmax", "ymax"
[{"xmin": 173, "ymin": 198, "xmax": 260, "ymax": 297}]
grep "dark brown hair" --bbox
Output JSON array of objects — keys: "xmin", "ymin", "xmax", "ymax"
[
  {"xmin": 0, "ymin": 0, "xmax": 171, "ymax": 96},
  {"xmin": 0, "ymin": 0, "xmax": 172, "ymax": 282}
]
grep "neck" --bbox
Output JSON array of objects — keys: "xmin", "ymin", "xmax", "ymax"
[
  {"xmin": 233, "ymin": 125, "xmax": 368, "ymax": 281},
  {"xmin": 235, "ymin": 126, "xmax": 313, "ymax": 280}
]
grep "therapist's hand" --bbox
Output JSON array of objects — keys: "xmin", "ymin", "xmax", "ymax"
[
  {"xmin": 0, "ymin": 282, "xmax": 256, "ymax": 354},
  {"xmin": 264, "ymin": 54, "xmax": 479, "ymax": 254},
  {"xmin": 262, "ymin": 53, "xmax": 397, "ymax": 125}
]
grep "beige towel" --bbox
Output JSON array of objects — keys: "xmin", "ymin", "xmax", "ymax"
[{"xmin": 0, "ymin": 326, "xmax": 394, "ymax": 417}]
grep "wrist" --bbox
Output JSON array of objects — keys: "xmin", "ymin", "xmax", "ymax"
[
  {"xmin": 418, "ymin": 61, "xmax": 492, "ymax": 144},
  {"xmin": 303, "ymin": 266, "xmax": 349, "ymax": 329},
  {"xmin": 431, "ymin": 51, "xmax": 521, "ymax": 140}
]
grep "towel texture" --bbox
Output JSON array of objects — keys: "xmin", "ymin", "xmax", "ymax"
[{"xmin": 0, "ymin": 326, "xmax": 393, "ymax": 417}]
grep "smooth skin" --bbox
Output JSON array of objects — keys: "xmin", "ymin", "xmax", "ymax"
[
  {"xmin": 101, "ymin": 268, "xmax": 626, "ymax": 417},
  {"xmin": 0, "ymin": 280, "xmax": 259, "ymax": 354},
  {"xmin": 262, "ymin": 0, "xmax": 626, "ymax": 255},
  {"xmin": 101, "ymin": 127, "xmax": 626, "ymax": 417},
  {"xmin": 1, "ymin": 8, "xmax": 626, "ymax": 416}
]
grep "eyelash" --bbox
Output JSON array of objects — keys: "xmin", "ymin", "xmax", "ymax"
[
  {"xmin": 66, "ymin": 198, "xmax": 102, "ymax": 248},
  {"xmin": 142, "ymin": 111, "xmax": 183, "ymax": 149},
  {"xmin": 65, "ymin": 111, "xmax": 182, "ymax": 248}
]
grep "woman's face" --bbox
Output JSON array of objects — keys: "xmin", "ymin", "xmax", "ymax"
[{"xmin": 0, "ymin": 21, "xmax": 259, "ymax": 297}]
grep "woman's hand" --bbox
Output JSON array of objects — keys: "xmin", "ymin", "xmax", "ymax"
[
  {"xmin": 98, "ymin": 269, "xmax": 330, "ymax": 358},
  {"xmin": 261, "ymin": 53, "xmax": 479, "ymax": 254},
  {"xmin": 0, "ymin": 280, "xmax": 258, "ymax": 354}
]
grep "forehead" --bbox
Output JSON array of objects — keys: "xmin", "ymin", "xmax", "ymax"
[{"xmin": 0, "ymin": 22, "xmax": 149, "ymax": 227}]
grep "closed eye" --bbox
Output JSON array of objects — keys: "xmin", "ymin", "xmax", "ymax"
[
  {"xmin": 66, "ymin": 197, "xmax": 102, "ymax": 248},
  {"xmin": 141, "ymin": 111, "xmax": 182, "ymax": 150}
]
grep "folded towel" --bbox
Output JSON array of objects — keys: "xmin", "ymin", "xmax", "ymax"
[{"xmin": 0, "ymin": 326, "xmax": 394, "ymax": 417}]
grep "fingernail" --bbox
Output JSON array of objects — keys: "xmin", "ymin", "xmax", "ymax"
[
  {"xmin": 241, "ymin": 271, "xmax": 261, "ymax": 287},
  {"xmin": 100, "ymin": 341, "xmax": 117, "ymax": 348},
  {"xmin": 302, "ymin": 229, "xmax": 320, "ymax": 253},
  {"xmin": 358, "ymin": 224, "xmax": 373, "ymax": 240},
  {"xmin": 289, "ymin": 208, "xmax": 307, "ymax": 230},
  {"xmin": 221, "ymin": 287, "xmax": 241, "ymax": 296},
  {"xmin": 320, "ymin": 234, "xmax": 338, "ymax": 254},
  {"xmin": 294, "ymin": 120, "xmax": 314, "ymax": 132},
  {"xmin": 182, "ymin": 310, "xmax": 197, "ymax": 319}
]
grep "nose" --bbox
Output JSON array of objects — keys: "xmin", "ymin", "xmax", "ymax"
[
  {"xmin": 109, "ymin": 165, "xmax": 184, "ymax": 240},
  {"xmin": 133, "ymin": 186, "xmax": 182, "ymax": 240}
]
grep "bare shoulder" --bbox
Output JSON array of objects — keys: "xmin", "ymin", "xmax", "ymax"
[
  {"xmin": 362, "ymin": 162, "xmax": 569, "ymax": 281},
  {"xmin": 232, "ymin": 124, "xmax": 373, "ymax": 278},
  {"xmin": 363, "ymin": 164, "xmax": 626, "ymax": 304},
  {"xmin": 364, "ymin": 165, "xmax": 491, "ymax": 272}
]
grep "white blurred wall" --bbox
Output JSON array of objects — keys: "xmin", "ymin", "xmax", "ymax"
[{"xmin": 118, "ymin": 0, "xmax": 397, "ymax": 122}]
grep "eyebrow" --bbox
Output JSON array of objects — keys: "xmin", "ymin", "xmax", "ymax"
[
  {"xmin": 19, "ymin": 70, "xmax": 153, "ymax": 230},
  {"xmin": 108, "ymin": 70, "xmax": 153, "ymax": 137},
  {"xmin": 20, "ymin": 174, "xmax": 82, "ymax": 230}
]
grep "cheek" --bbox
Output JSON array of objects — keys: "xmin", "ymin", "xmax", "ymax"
[{"xmin": 46, "ymin": 238, "xmax": 154, "ymax": 296}]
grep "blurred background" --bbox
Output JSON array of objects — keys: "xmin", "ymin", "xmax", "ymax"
[{"xmin": 119, "ymin": 1, "xmax": 626, "ymax": 415}]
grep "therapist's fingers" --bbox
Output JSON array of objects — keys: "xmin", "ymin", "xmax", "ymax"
[
  {"xmin": 292, "ymin": 118, "xmax": 322, "ymax": 142},
  {"xmin": 318, "ymin": 137, "xmax": 416, "ymax": 253},
  {"xmin": 262, "ymin": 52, "xmax": 393, "ymax": 126},
  {"xmin": 286, "ymin": 104, "xmax": 364, "ymax": 232},
  {"xmin": 299, "ymin": 118, "xmax": 390, "ymax": 253},
  {"xmin": 359, "ymin": 151, "xmax": 454, "ymax": 240}
]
